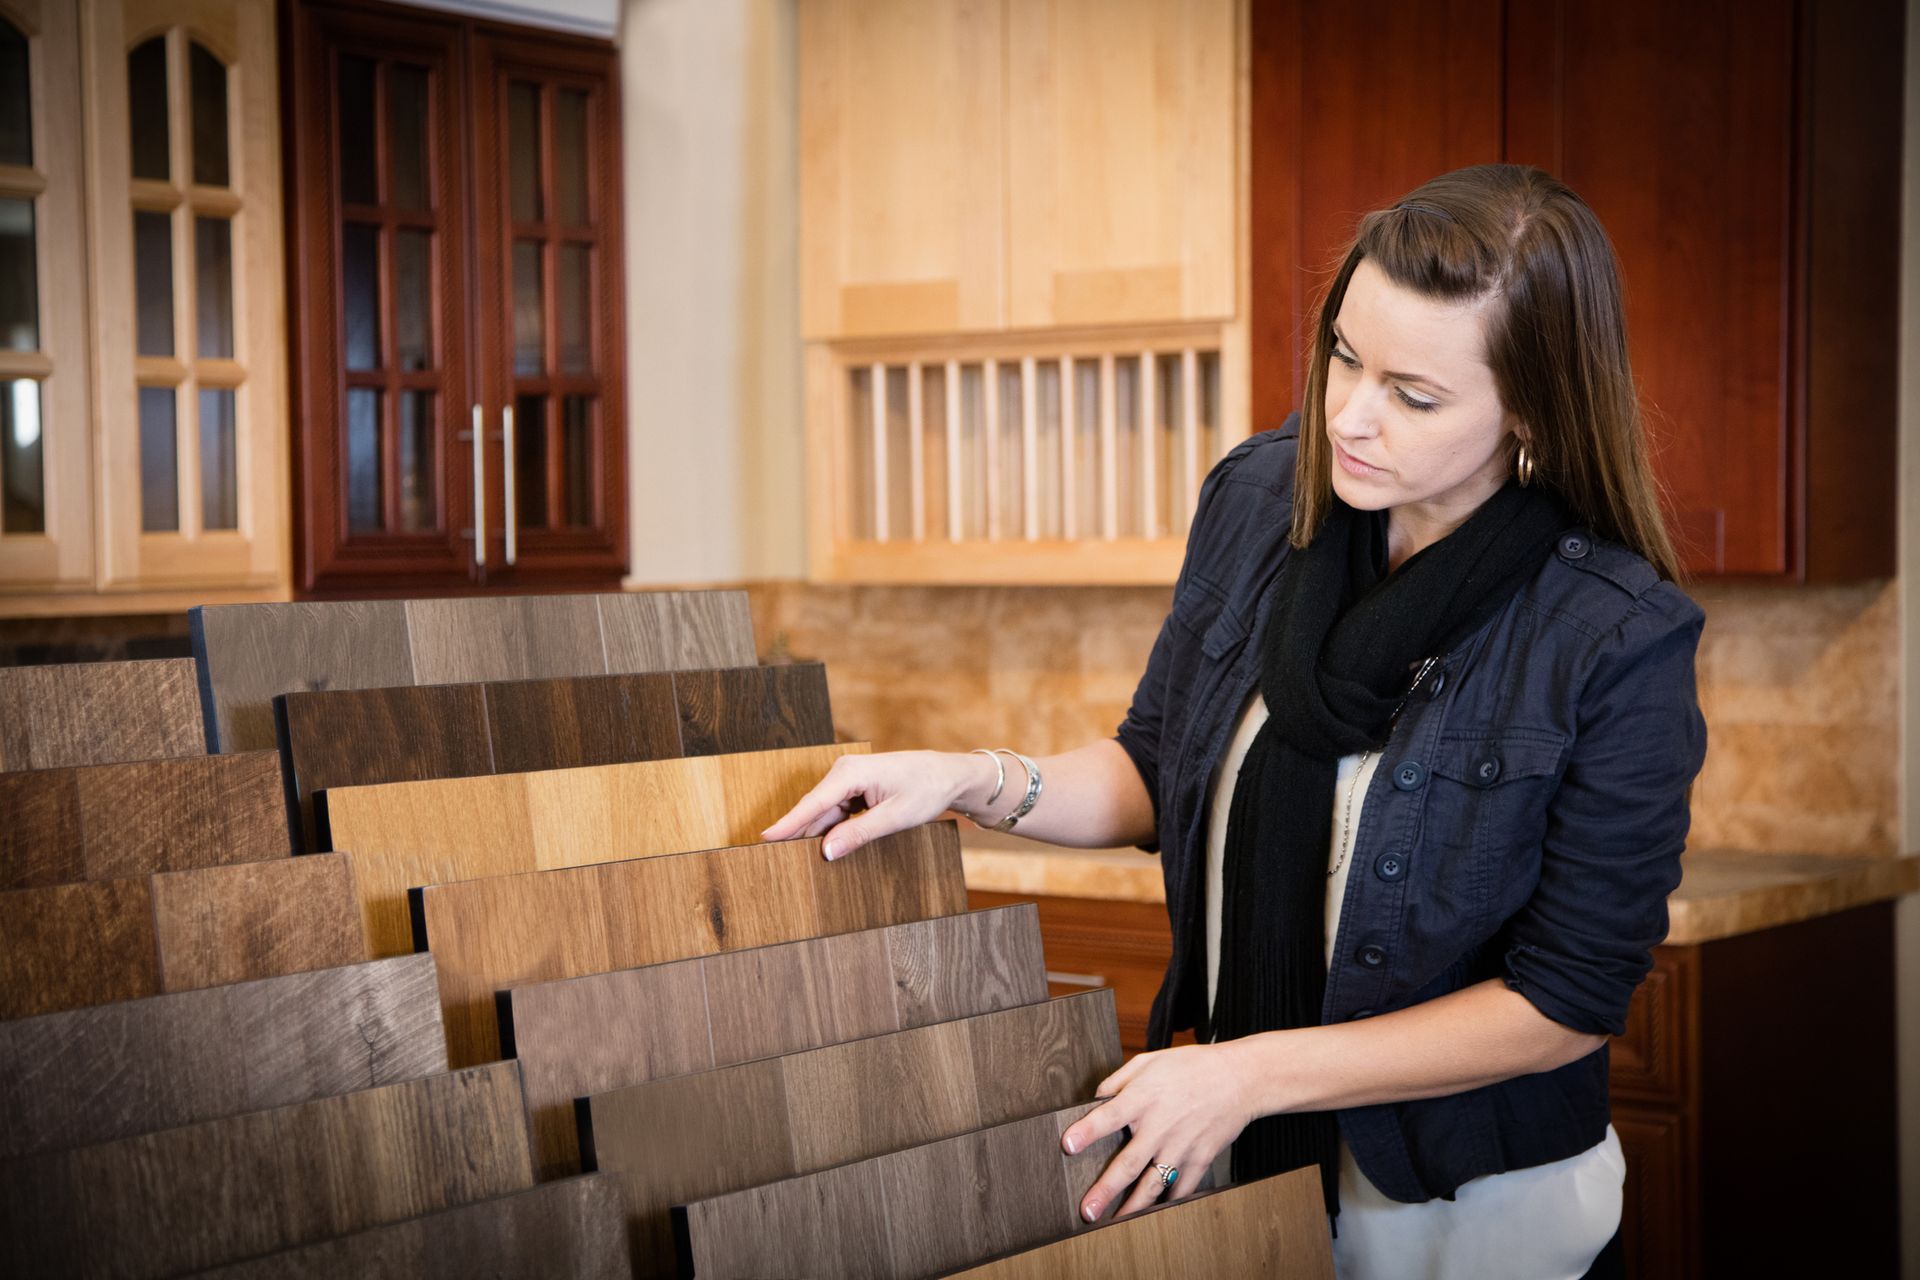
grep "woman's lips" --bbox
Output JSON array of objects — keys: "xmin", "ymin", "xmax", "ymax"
[{"xmin": 1334, "ymin": 442, "xmax": 1385, "ymax": 476}]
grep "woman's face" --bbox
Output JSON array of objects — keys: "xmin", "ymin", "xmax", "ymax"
[{"xmin": 1323, "ymin": 257, "xmax": 1523, "ymax": 531}]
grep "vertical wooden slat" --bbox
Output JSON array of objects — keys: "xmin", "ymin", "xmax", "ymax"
[
  {"xmin": 1138, "ymin": 352, "xmax": 1156, "ymax": 539},
  {"xmin": 907, "ymin": 361, "xmax": 925, "ymax": 541},
  {"xmin": 983, "ymin": 357, "xmax": 1000, "ymax": 540},
  {"xmin": 1099, "ymin": 354, "xmax": 1118, "ymax": 540},
  {"xmin": 945, "ymin": 360, "xmax": 963, "ymax": 542},
  {"xmin": 869, "ymin": 362, "xmax": 888, "ymax": 541},
  {"xmin": 1181, "ymin": 347, "xmax": 1201, "ymax": 530},
  {"xmin": 1020, "ymin": 356, "xmax": 1039, "ymax": 540},
  {"xmin": 1059, "ymin": 356, "xmax": 1076, "ymax": 540}
]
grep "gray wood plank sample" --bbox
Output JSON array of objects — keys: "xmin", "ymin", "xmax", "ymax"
[
  {"xmin": 188, "ymin": 1176, "xmax": 631, "ymax": 1279},
  {"xmin": 190, "ymin": 591, "xmax": 755, "ymax": 752},
  {"xmin": 675, "ymin": 1101, "xmax": 1125, "ymax": 1280},
  {"xmin": 0, "ymin": 751, "xmax": 291, "ymax": 889},
  {"xmin": 0, "ymin": 658, "xmax": 205, "ymax": 770},
  {"xmin": 502, "ymin": 904, "xmax": 1048, "ymax": 1177},
  {"xmin": 0, "ymin": 1062, "xmax": 535, "ymax": 1279},
  {"xmin": 579, "ymin": 990, "xmax": 1121, "ymax": 1276},
  {"xmin": 0, "ymin": 953, "xmax": 447, "ymax": 1158}
]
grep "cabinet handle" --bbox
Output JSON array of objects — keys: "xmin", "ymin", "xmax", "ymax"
[
  {"xmin": 502, "ymin": 403, "xmax": 517, "ymax": 566},
  {"xmin": 471, "ymin": 404, "xmax": 487, "ymax": 568},
  {"xmin": 1045, "ymin": 970, "xmax": 1108, "ymax": 990}
]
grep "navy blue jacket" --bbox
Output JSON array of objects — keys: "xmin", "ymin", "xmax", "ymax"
[{"xmin": 1112, "ymin": 415, "xmax": 1708, "ymax": 1203}]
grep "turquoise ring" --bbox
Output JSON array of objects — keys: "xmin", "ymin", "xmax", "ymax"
[{"xmin": 1154, "ymin": 1163, "xmax": 1178, "ymax": 1188}]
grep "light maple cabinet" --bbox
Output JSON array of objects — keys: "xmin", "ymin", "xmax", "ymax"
[{"xmin": 0, "ymin": 0, "xmax": 290, "ymax": 614}]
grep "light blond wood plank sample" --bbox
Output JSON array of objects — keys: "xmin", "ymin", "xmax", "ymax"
[
  {"xmin": 501, "ymin": 903, "xmax": 1046, "ymax": 1176},
  {"xmin": 318, "ymin": 742, "xmax": 870, "ymax": 955},
  {"xmin": 0, "ymin": 1062, "xmax": 534, "ymax": 1278},
  {"xmin": 416, "ymin": 821, "xmax": 969, "ymax": 1069}
]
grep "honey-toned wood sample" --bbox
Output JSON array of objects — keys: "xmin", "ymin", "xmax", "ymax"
[
  {"xmin": 0, "ymin": 658, "xmax": 205, "ymax": 770},
  {"xmin": 582, "ymin": 991, "xmax": 1121, "ymax": 1276},
  {"xmin": 0, "ymin": 1062, "xmax": 534, "ymax": 1279},
  {"xmin": 191, "ymin": 590, "xmax": 756, "ymax": 752},
  {"xmin": 939, "ymin": 1169, "xmax": 1335, "ymax": 1279},
  {"xmin": 0, "ymin": 954, "xmax": 447, "ymax": 1158},
  {"xmin": 416, "ymin": 821, "xmax": 970, "ymax": 1070},
  {"xmin": 0, "ymin": 854, "xmax": 366, "ymax": 1019},
  {"xmin": 0, "ymin": 752, "xmax": 290, "ymax": 889},
  {"xmin": 191, "ymin": 1176, "xmax": 630, "ymax": 1280},
  {"xmin": 673, "ymin": 1101, "xmax": 1125, "ymax": 1280},
  {"xmin": 502, "ymin": 903, "xmax": 1046, "ymax": 1176},
  {"xmin": 320, "ymin": 742, "xmax": 871, "ymax": 955}
]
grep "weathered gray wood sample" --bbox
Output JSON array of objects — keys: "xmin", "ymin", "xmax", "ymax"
[{"xmin": 0, "ymin": 658, "xmax": 205, "ymax": 770}]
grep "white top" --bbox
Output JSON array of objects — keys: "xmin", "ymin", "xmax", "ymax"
[{"xmin": 1203, "ymin": 687, "xmax": 1624, "ymax": 1280}]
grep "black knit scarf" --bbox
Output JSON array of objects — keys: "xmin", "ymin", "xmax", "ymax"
[{"xmin": 1209, "ymin": 476, "xmax": 1573, "ymax": 1228}]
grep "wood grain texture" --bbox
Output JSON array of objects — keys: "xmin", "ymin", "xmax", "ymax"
[
  {"xmin": 583, "ymin": 991, "xmax": 1120, "ymax": 1277},
  {"xmin": 672, "ymin": 663, "xmax": 836, "ymax": 756},
  {"xmin": 0, "ymin": 752, "xmax": 291, "ymax": 889},
  {"xmin": 0, "ymin": 954, "xmax": 447, "ymax": 1158},
  {"xmin": 481, "ymin": 672, "xmax": 681, "ymax": 774},
  {"xmin": 596, "ymin": 590, "xmax": 757, "ymax": 672},
  {"xmin": 0, "ymin": 1062, "xmax": 534, "ymax": 1279},
  {"xmin": 417, "ymin": 821, "xmax": 969, "ymax": 1072},
  {"xmin": 0, "ymin": 854, "xmax": 367, "ymax": 1019},
  {"xmin": 190, "ymin": 1176, "xmax": 630, "ymax": 1279},
  {"xmin": 503, "ymin": 904, "xmax": 1046, "ymax": 1177},
  {"xmin": 403, "ymin": 595, "xmax": 609, "ymax": 685},
  {"xmin": 321, "ymin": 742, "xmax": 871, "ymax": 955},
  {"xmin": 939, "ymin": 1169, "xmax": 1335, "ymax": 1279},
  {"xmin": 0, "ymin": 659, "xmax": 205, "ymax": 770},
  {"xmin": 675, "ymin": 1101, "xmax": 1125, "ymax": 1280}
]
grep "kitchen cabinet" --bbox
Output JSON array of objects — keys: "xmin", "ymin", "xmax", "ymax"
[
  {"xmin": 284, "ymin": 0, "xmax": 626, "ymax": 596},
  {"xmin": 1250, "ymin": 0, "xmax": 1903, "ymax": 582}
]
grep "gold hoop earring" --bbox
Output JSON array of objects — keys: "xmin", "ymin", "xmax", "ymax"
[{"xmin": 1515, "ymin": 443, "xmax": 1534, "ymax": 488}]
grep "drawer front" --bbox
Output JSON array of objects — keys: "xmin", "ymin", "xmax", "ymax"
[
  {"xmin": 1609, "ymin": 943, "xmax": 1693, "ymax": 1107},
  {"xmin": 1613, "ymin": 1104, "xmax": 1697, "ymax": 1280}
]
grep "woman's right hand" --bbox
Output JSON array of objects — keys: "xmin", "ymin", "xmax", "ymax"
[{"xmin": 760, "ymin": 749, "xmax": 994, "ymax": 861}]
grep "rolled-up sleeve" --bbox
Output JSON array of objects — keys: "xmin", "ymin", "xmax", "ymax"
[{"xmin": 1501, "ymin": 581, "xmax": 1709, "ymax": 1038}]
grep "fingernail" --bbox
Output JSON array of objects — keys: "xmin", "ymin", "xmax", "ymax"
[
  {"xmin": 823, "ymin": 839, "xmax": 841, "ymax": 860},
  {"xmin": 1082, "ymin": 1200, "xmax": 1100, "ymax": 1223},
  {"xmin": 1063, "ymin": 1134, "xmax": 1079, "ymax": 1154}
]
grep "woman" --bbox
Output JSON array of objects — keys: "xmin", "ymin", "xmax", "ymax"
[{"xmin": 761, "ymin": 163, "xmax": 1708, "ymax": 1279}]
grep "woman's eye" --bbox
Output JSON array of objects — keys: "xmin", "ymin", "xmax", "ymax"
[
  {"xmin": 1397, "ymin": 389, "xmax": 1439, "ymax": 413},
  {"xmin": 1330, "ymin": 347, "xmax": 1359, "ymax": 369}
]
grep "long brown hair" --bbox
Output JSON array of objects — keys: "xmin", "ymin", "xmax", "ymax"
[{"xmin": 1291, "ymin": 163, "xmax": 1684, "ymax": 584}]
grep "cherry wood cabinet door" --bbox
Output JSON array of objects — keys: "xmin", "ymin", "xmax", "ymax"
[{"xmin": 469, "ymin": 32, "xmax": 627, "ymax": 587}]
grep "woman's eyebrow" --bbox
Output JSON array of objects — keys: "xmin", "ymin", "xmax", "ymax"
[{"xmin": 1331, "ymin": 325, "xmax": 1456, "ymax": 396}]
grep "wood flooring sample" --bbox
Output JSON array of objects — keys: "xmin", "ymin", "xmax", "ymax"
[
  {"xmin": 278, "ymin": 664, "xmax": 830, "ymax": 852},
  {"xmin": 502, "ymin": 903, "xmax": 1047, "ymax": 1176},
  {"xmin": 938, "ymin": 1169, "xmax": 1335, "ymax": 1279},
  {"xmin": 581, "ymin": 990, "xmax": 1121, "ymax": 1276},
  {"xmin": 0, "ymin": 854, "xmax": 366, "ymax": 1018},
  {"xmin": 321, "ymin": 741, "xmax": 872, "ymax": 955},
  {"xmin": 674, "ymin": 1101, "xmax": 1125, "ymax": 1280},
  {"xmin": 0, "ymin": 658, "xmax": 205, "ymax": 770},
  {"xmin": 0, "ymin": 1062, "xmax": 534, "ymax": 1279},
  {"xmin": 0, "ymin": 751, "xmax": 290, "ymax": 889},
  {"xmin": 416, "ymin": 821, "xmax": 970, "ymax": 1070},
  {"xmin": 0, "ymin": 953, "xmax": 447, "ymax": 1158},
  {"xmin": 191, "ymin": 590, "xmax": 755, "ymax": 752},
  {"xmin": 191, "ymin": 1176, "xmax": 630, "ymax": 1279}
]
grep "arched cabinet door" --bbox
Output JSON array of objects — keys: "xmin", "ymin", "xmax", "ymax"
[
  {"xmin": 84, "ymin": 0, "xmax": 288, "ymax": 592},
  {"xmin": 0, "ymin": 0, "xmax": 94, "ymax": 595}
]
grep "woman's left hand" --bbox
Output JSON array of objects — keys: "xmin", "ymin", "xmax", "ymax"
[{"xmin": 1059, "ymin": 1040, "xmax": 1262, "ymax": 1223}]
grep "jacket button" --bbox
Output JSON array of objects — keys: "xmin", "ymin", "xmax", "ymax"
[
  {"xmin": 1428, "ymin": 669, "xmax": 1446, "ymax": 698},
  {"xmin": 1374, "ymin": 852, "xmax": 1405, "ymax": 881},
  {"xmin": 1474, "ymin": 756, "xmax": 1501, "ymax": 784},
  {"xmin": 1392, "ymin": 761, "xmax": 1427, "ymax": 790},
  {"xmin": 1557, "ymin": 532, "xmax": 1589, "ymax": 560},
  {"xmin": 1357, "ymin": 944, "xmax": 1387, "ymax": 967}
]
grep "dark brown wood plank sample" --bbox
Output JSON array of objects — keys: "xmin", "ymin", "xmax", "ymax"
[
  {"xmin": 672, "ymin": 662, "xmax": 835, "ymax": 755},
  {"xmin": 674, "ymin": 1101, "xmax": 1125, "ymax": 1280},
  {"xmin": 938, "ymin": 1170, "xmax": 1335, "ymax": 1279},
  {"xmin": 0, "ymin": 1062, "xmax": 534, "ymax": 1279},
  {"xmin": 0, "ymin": 658, "xmax": 205, "ymax": 770},
  {"xmin": 415, "ymin": 821, "xmax": 969, "ymax": 1070},
  {"xmin": 502, "ymin": 903, "xmax": 1048, "ymax": 1177},
  {"xmin": 0, "ymin": 854, "xmax": 366, "ymax": 1019},
  {"xmin": 580, "ymin": 991, "xmax": 1121, "ymax": 1276},
  {"xmin": 0, "ymin": 953, "xmax": 447, "ymax": 1158},
  {"xmin": 190, "ymin": 601, "xmax": 417, "ymax": 752},
  {"xmin": 480, "ymin": 672, "xmax": 682, "ymax": 773},
  {"xmin": 0, "ymin": 752, "xmax": 291, "ymax": 889},
  {"xmin": 190, "ymin": 1176, "xmax": 630, "ymax": 1279}
]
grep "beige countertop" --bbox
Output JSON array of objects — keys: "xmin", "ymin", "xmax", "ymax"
[{"xmin": 959, "ymin": 829, "xmax": 1920, "ymax": 946}]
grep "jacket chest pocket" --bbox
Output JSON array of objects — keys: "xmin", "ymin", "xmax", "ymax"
[{"xmin": 1419, "ymin": 730, "xmax": 1569, "ymax": 929}]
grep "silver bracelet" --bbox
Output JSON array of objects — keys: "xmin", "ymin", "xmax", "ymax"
[
  {"xmin": 953, "ymin": 747, "xmax": 1006, "ymax": 824},
  {"xmin": 985, "ymin": 750, "xmax": 1042, "ymax": 832}
]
